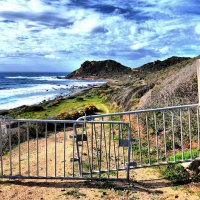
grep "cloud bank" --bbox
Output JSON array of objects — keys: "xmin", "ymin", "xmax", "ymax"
[{"xmin": 0, "ymin": 0, "xmax": 199, "ymax": 71}]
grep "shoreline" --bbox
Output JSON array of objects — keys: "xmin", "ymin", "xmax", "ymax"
[{"xmin": 0, "ymin": 83, "xmax": 106, "ymax": 117}]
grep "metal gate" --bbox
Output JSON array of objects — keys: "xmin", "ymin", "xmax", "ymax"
[
  {"xmin": 80, "ymin": 104, "xmax": 200, "ymax": 169},
  {"xmin": 0, "ymin": 119, "xmax": 131, "ymax": 180}
]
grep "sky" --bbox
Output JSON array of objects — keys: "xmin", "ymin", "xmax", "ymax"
[{"xmin": 0, "ymin": 0, "xmax": 199, "ymax": 72}]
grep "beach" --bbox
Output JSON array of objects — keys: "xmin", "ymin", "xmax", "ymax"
[{"xmin": 0, "ymin": 72, "xmax": 104, "ymax": 110}]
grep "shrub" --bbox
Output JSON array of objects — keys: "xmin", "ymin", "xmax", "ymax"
[{"xmin": 160, "ymin": 164, "xmax": 190, "ymax": 183}]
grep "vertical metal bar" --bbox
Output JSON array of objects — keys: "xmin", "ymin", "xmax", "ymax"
[
  {"xmin": 8, "ymin": 122, "xmax": 12, "ymax": 175},
  {"xmin": 17, "ymin": 123, "xmax": 21, "ymax": 175},
  {"xmin": 99, "ymin": 119, "xmax": 103, "ymax": 177},
  {"xmin": 171, "ymin": 111, "xmax": 176, "ymax": 161},
  {"xmin": 93, "ymin": 123, "xmax": 100, "ymax": 175},
  {"xmin": 197, "ymin": 107, "xmax": 200, "ymax": 157},
  {"xmin": 102, "ymin": 119, "xmax": 109, "ymax": 178},
  {"xmin": 137, "ymin": 114, "xmax": 142, "ymax": 165},
  {"xmin": 45, "ymin": 123, "xmax": 48, "ymax": 177},
  {"xmin": 63, "ymin": 123, "xmax": 66, "ymax": 177},
  {"xmin": 74, "ymin": 123, "xmax": 82, "ymax": 177},
  {"xmin": 188, "ymin": 108, "xmax": 192, "ymax": 159},
  {"xmin": 120, "ymin": 115, "xmax": 126, "ymax": 168},
  {"xmin": 0, "ymin": 121, "xmax": 3, "ymax": 175},
  {"xmin": 108, "ymin": 123, "xmax": 111, "ymax": 177},
  {"xmin": 163, "ymin": 112, "xmax": 167, "ymax": 162},
  {"xmin": 180, "ymin": 109, "xmax": 184, "ymax": 160},
  {"xmin": 85, "ymin": 124, "xmax": 92, "ymax": 178},
  {"xmin": 154, "ymin": 112, "xmax": 159, "ymax": 163},
  {"xmin": 117, "ymin": 124, "xmax": 120, "ymax": 178},
  {"xmin": 91, "ymin": 123, "xmax": 94, "ymax": 172},
  {"xmin": 54, "ymin": 123, "xmax": 57, "ymax": 177},
  {"xmin": 80, "ymin": 124, "xmax": 84, "ymax": 176},
  {"xmin": 72, "ymin": 124, "xmax": 75, "ymax": 178},
  {"xmin": 36, "ymin": 123, "xmax": 39, "ymax": 176},
  {"xmin": 128, "ymin": 114, "xmax": 134, "ymax": 161},
  {"xmin": 145, "ymin": 114, "xmax": 151, "ymax": 165},
  {"xmin": 111, "ymin": 121, "xmax": 117, "ymax": 173},
  {"xmin": 27, "ymin": 122, "xmax": 30, "ymax": 176},
  {"xmin": 126, "ymin": 124, "xmax": 131, "ymax": 181}
]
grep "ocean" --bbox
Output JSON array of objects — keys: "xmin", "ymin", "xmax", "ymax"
[{"xmin": 0, "ymin": 72, "xmax": 104, "ymax": 110}]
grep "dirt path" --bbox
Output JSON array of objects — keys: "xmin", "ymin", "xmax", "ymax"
[{"xmin": 0, "ymin": 131, "xmax": 200, "ymax": 200}]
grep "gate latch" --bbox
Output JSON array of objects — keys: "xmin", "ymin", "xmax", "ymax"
[{"xmin": 69, "ymin": 134, "xmax": 87, "ymax": 141}]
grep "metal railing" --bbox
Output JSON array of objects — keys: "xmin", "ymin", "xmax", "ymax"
[
  {"xmin": 0, "ymin": 118, "xmax": 131, "ymax": 180},
  {"xmin": 79, "ymin": 104, "xmax": 200, "ymax": 168}
]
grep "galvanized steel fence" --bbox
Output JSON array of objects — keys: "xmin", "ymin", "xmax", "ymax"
[
  {"xmin": 0, "ymin": 119, "xmax": 131, "ymax": 180},
  {"xmin": 0, "ymin": 104, "xmax": 199, "ymax": 181},
  {"xmin": 79, "ymin": 104, "xmax": 200, "ymax": 169}
]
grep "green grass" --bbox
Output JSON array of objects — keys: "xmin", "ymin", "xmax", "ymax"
[
  {"xmin": 16, "ymin": 94, "xmax": 112, "ymax": 119},
  {"xmin": 168, "ymin": 148, "xmax": 198, "ymax": 162}
]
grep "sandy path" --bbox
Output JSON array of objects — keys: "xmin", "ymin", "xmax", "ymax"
[{"xmin": 0, "ymin": 130, "xmax": 200, "ymax": 199}]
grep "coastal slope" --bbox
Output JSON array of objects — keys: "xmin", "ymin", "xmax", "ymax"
[{"xmin": 65, "ymin": 56, "xmax": 200, "ymax": 111}]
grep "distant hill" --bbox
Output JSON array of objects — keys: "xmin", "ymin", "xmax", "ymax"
[
  {"xmin": 65, "ymin": 56, "xmax": 200, "ymax": 110},
  {"xmin": 137, "ymin": 56, "xmax": 191, "ymax": 72},
  {"xmin": 66, "ymin": 60, "xmax": 133, "ymax": 79},
  {"xmin": 106, "ymin": 56, "xmax": 200, "ymax": 110}
]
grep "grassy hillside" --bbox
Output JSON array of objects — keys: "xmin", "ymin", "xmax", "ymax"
[{"xmin": 106, "ymin": 56, "xmax": 200, "ymax": 110}]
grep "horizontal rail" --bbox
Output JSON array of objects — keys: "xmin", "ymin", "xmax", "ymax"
[
  {"xmin": 0, "ymin": 118, "xmax": 128, "ymax": 125},
  {"xmin": 80, "ymin": 104, "xmax": 198, "ymax": 120},
  {"xmin": 0, "ymin": 175, "xmax": 127, "ymax": 181}
]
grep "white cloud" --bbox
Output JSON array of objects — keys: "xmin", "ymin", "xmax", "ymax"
[
  {"xmin": 160, "ymin": 46, "xmax": 169, "ymax": 54},
  {"xmin": 44, "ymin": 54, "xmax": 61, "ymax": 59},
  {"xmin": 195, "ymin": 24, "xmax": 200, "ymax": 34},
  {"xmin": 0, "ymin": 0, "xmax": 199, "ymax": 70},
  {"xmin": 130, "ymin": 42, "xmax": 149, "ymax": 50}
]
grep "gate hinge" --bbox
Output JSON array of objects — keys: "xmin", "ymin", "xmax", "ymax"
[
  {"xmin": 128, "ymin": 162, "xmax": 137, "ymax": 167},
  {"xmin": 70, "ymin": 157, "xmax": 80, "ymax": 162}
]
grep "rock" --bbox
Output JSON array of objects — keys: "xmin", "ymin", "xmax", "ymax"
[
  {"xmin": 188, "ymin": 158, "xmax": 200, "ymax": 174},
  {"xmin": 66, "ymin": 60, "xmax": 133, "ymax": 79}
]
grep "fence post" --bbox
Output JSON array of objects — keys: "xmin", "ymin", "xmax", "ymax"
[
  {"xmin": 197, "ymin": 59, "xmax": 200, "ymax": 157},
  {"xmin": 126, "ymin": 124, "xmax": 131, "ymax": 181}
]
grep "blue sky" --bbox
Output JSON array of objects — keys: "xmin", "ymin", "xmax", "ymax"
[{"xmin": 0, "ymin": 0, "xmax": 199, "ymax": 72}]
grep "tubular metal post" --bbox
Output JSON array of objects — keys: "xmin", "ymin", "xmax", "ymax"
[
  {"xmin": 0, "ymin": 121, "xmax": 3, "ymax": 175},
  {"xmin": 36, "ymin": 123, "xmax": 39, "ymax": 176},
  {"xmin": 45, "ymin": 123, "xmax": 48, "ymax": 177},
  {"xmin": 126, "ymin": 124, "xmax": 131, "ymax": 181},
  {"xmin": 108, "ymin": 123, "xmax": 111, "ymax": 177},
  {"xmin": 146, "ymin": 114, "xmax": 151, "ymax": 164},
  {"xmin": 154, "ymin": 112, "xmax": 159, "ymax": 163},
  {"xmin": 63, "ymin": 123, "xmax": 66, "ymax": 177},
  {"xmin": 18, "ymin": 122, "xmax": 21, "ymax": 175},
  {"xmin": 93, "ymin": 123, "xmax": 100, "ymax": 175},
  {"xmin": 102, "ymin": 118, "xmax": 109, "ymax": 178},
  {"xmin": 54, "ymin": 123, "xmax": 57, "ymax": 177},
  {"xmin": 171, "ymin": 112, "xmax": 176, "ymax": 161},
  {"xmin": 163, "ymin": 112, "xmax": 167, "ymax": 161},
  {"xmin": 197, "ymin": 107, "xmax": 200, "ymax": 157},
  {"xmin": 137, "ymin": 114, "xmax": 142, "ymax": 165},
  {"xmin": 85, "ymin": 123, "xmax": 93, "ymax": 178},
  {"xmin": 180, "ymin": 109, "xmax": 184, "ymax": 160},
  {"xmin": 27, "ymin": 122, "xmax": 30, "ymax": 176},
  {"xmin": 8, "ymin": 122, "xmax": 12, "ymax": 176},
  {"xmin": 188, "ymin": 109, "xmax": 192, "ymax": 159},
  {"xmin": 74, "ymin": 123, "xmax": 82, "ymax": 177}
]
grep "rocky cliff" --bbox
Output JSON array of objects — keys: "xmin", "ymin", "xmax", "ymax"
[{"xmin": 66, "ymin": 60, "xmax": 133, "ymax": 79}]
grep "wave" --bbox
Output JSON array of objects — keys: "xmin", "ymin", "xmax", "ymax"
[
  {"xmin": 0, "ymin": 80, "xmax": 104, "ymax": 110},
  {"xmin": 0, "ymin": 93, "xmax": 58, "ymax": 110},
  {"xmin": 5, "ymin": 76, "xmax": 66, "ymax": 81}
]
